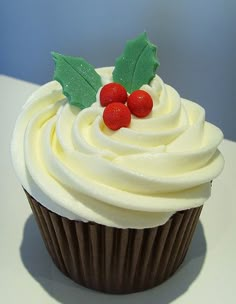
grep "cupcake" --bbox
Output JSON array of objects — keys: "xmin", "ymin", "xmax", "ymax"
[{"xmin": 11, "ymin": 33, "xmax": 224, "ymax": 294}]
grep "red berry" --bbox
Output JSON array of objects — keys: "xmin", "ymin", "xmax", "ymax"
[
  {"xmin": 127, "ymin": 90, "xmax": 153, "ymax": 118},
  {"xmin": 100, "ymin": 83, "xmax": 128, "ymax": 107},
  {"xmin": 103, "ymin": 102, "xmax": 131, "ymax": 130}
]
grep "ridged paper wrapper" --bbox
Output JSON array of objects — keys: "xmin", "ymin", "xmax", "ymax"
[{"xmin": 25, "ymin": 190, "xmax": 202, "ymax": 294}]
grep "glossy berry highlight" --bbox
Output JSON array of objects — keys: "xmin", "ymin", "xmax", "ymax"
[
  {"xmin": 100, "ymin": 83, "xmax": 128, "ymax": 107},
  {"xmin": 127, "ymin": 90, "xmax": 153, "ymax": 118},
  {"xmin": 103, "ymin": 102, "xmax": 131, "ymax": 130}
]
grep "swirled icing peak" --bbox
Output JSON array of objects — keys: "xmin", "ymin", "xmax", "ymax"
[
  {"xmin": 11, "ymin": 33, "xmax": 224, "ymax": 229},
  {"xmin": 11, "ymin": 67, "xmax": 224, "ymax": 228}
]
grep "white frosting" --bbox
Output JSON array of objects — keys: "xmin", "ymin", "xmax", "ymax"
[{"xmin": 11, "ymin": 67, "xmax": 224, "ymax": 228}]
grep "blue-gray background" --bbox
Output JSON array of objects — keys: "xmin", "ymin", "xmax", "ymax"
[{"xmin": 1, "ymin": 0, "xmax": 235, "ymax": 140}]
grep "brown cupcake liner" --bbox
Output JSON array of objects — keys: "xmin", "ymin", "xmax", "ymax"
[{"xmin": 25, "ymin": 190, "xmax": 202, "ymax": 294}]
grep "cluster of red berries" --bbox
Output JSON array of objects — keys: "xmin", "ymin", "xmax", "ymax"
[{"xmin": 100, "ymin": 82, "xmax": 153, "ymax": 130}]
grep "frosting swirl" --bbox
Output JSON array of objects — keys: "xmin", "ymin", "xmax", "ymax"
[{"xmin": 11, "ymin": 67, "xmax": 224, "ymax": 228}]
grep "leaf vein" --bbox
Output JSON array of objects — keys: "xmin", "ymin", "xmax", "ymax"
[
  {"xmin": 130, "ymin": 43, "xmax": 149, "ymax": 91},
  {"xmin": 63, "ymin": 57, "xmax": 98, "ymax": 93}
]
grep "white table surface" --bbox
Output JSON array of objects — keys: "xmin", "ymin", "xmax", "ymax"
[{"xmin": 0, "ymin": 74, "xmax": 235, "ymax": 303}]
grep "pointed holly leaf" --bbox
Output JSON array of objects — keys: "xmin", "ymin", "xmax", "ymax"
[
  {"xmin": 52, "ymin": 52, "xmax": 102, "ymax": 109},
  {"xmin": 113, "ymin": 32, "xmax": 160, "ymax": 93}
]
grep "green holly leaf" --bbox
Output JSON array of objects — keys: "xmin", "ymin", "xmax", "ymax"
[
  {"xmin": 113, "ymin": 32, "xmax": 160, "ymax": 93},
  {"xmin": 52, "ymin": 52, "xmax": 102, "ymax": 109}
]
